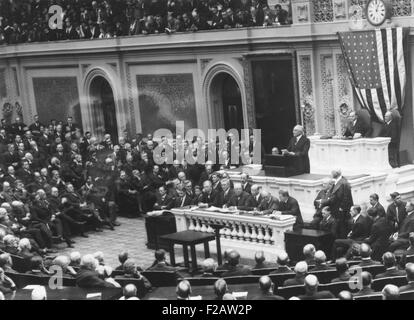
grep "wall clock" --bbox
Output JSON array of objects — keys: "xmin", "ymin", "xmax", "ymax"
[{"xmin": 365, "ymin": 0, "xmax": 392, "ymax": 26}]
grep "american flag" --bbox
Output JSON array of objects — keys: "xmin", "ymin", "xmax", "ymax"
[{"xmin": 338, "ymin": 28, "xmax": 408, "ymax": 122}]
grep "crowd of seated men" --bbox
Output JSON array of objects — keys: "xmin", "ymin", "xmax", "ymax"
[
  {"xmin": 168, "ymin": 242, "xmax": 414, "ymax": 300},
  {"xmin": 0, "ymin": 0, "xmax": 291, "ymax": 45}
]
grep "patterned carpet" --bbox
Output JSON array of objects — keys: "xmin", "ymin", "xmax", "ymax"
[{"xmin": 54, "ymin": 216, "xmax": 257, "ymax": 270}]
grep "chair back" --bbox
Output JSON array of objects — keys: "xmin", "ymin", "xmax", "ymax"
[
  {"xmin": 354, "ymin": 293, "xmax": 383, "ymax": 300},
  {"xmin": 6, "ymin": 272, "xmax": 50, "ymax": 288},
  {"xmin": 184, "ymin": 277, "xmax": 219, "ymax": 286},
  {"xmin": 141, "ymin": 271, "xmax": 177, "ymax": 287},
  {"xmin": 276, "ymin": 285, "xmax": 305, "ymax": 299},
  {"xmin": 223, "ymin": 275, "xmax": 261, "ymax": 285},
  {"xmin": 112, "ymin": 277, "xmax": 148, "ymax": 298},
  {"xmin": 320, "ymin": 281, "xmax": 355, "ymax": 296},
  {"xmin": 400, "ymin": 290, "xmax": 414, "ymax": 300},
  {"xmin": 10, "ymin": 254, "xmax": 30, "ymax": 273},
  {"xmin": 372, "ymin": 276, "xmax": 407, "ymax": 292},
  {"xmin": 251, "ymin": 268, "xmax": 278, "ymax": 276},
  {"xmin": 359, "ymin": 265, "xmax": 386, "ymax": 277},
  {"xmin": 309, "ymin": 269, "xmax": 337, "ymax": 284},
  {"xmin": 268, "ymin": 273, "xmax": 296, "ymax": 287}
]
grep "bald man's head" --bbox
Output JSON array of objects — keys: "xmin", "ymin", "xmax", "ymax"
[
  {"xmin": 382, "ymin": 284, "xmax": 399, "ymax": 300},
  {"xmin": 294, "ymin": 261, "xmax": 308, "ymax": 276},
  {"xmin": 258, "ymin": 276, "xmax": 273, "ymax": 293},
  {"xmin": 123, "ymin": 284, "xmax": 137, "ymax": 299},
  {"xmin": 303, "ymin": 244, "xmax": 316, "ymax": 259},
  {"xmin": 335, "ymin": 258, "xmax": 349, "ymax": 274},
  {"xmin": 277, "ymin": 252, "xmax": 289, "ymax": 266},
  {"xmin": 304, "ymin": 274, "xmax": 318, "ymax": 293},
  {"xmin": 361, "ymin": 271, "xmax": 372, "ymax": 287},
  {"xmin": 314, "ymin": 251, "xmax": 327, "ymax": 265},
  {"xmin": 255, "ymin": 251, "xmax": 265, "ymax": 265},
  {"xmin": 382, "ymin": 252, "xmax": 396, "ymax": 269},
  {"xmin": 405, "ymin": 263, "xmax": 414, "ymax": 282},
  {"xmin": 338, "ymin": 291, "xmax": 353, "ymax": 300},
  {"xmin": 360, "ymin": 243, "xmax": 372, "ymax": 259},
  {"xmin": 176, "ymin": 280, "xmax": 191, "ymax": 299},
  {"xmin": 214, "ymin": 279, "xmax": 228, "ymax": 298},
  {"xmin": 228, "ymin": 251, "xmax": 241, "ymax": 267}
]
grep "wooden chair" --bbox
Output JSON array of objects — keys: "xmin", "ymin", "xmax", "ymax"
[
  {"xmin": 359, "ymin": 265, "xmax": 386, "ymax": 277},
  {"xmin": 141, "ymin": 271, "xmax": 178, "ymax": 287},
  {"xmin": 268, "ymin": 273, "xmax": 296, "ymax": 288},
  {"xmin": 372, "ymin": 276, "xmax": 407, "ymax": 292},
  {"xmin": 251, "ymin": 268, "xmax": 278, "ymax": 276},
  {"xmin": 320, "ymin": 281, "xmax": 356, "ymax": 296},
  {"xmin": 399, "ymin": 290, "xmax": 414, "ymax": 300},
  {"xmin": 184, "ymin": 277, "xmax": 219, "ymax": 286},
  {"xmin": 9, "ymin": 254, "xmax": 30, "ymax": 273},
  {"xmin": 6, "ymin": 273, "xmax": 50, "ymax": 288},
  {"xmin": 354, "ymin": 293, "xmax": 383, "ymax": 300},
  {"xmin": 223, "ymin": 275, "xmax": 261, "ymax": 285},
  {"xmin": 276, "ymin": 285, "xmax": 305, "ymax": 299},
  {"xmin": 309, "ymin": 269, "xmax": 337, "ymax": 284}
]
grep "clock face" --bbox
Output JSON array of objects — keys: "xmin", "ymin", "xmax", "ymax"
[{"xmin": 366, "ymin": 0, "xmax": 387, "ymax": 26}]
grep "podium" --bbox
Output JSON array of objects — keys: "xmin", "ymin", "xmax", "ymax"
[
  {"xmin": 264, "ymin": 154, "xmax": 304, "ymax": 177},
  {"xmin": 145, "ymin": 212, "xmax": 177, "ymax": 250}
]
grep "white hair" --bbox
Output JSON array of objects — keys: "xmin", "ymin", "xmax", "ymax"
[
  {"xmin": 18, "ymin": 238, "xmax": 31, "ymax": 251},
  {"xmin": 70, "ymin": 251, "xmax": 81, "ymax": 263},
  {"xmin": 80, "ymin": 254, "xmax": 98, "ymax": 270}
]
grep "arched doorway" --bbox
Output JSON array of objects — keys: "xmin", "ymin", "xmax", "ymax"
[
  {"xmin": 209, "ymin": 73, "xmax": 244, "ymax": 132},
  {"xmin": 89, "ymin": 76, "xmax": 119, "ymax": 143}
]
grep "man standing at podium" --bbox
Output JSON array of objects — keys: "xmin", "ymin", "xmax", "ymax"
[{"xmin": 282, "ymin": 125, "xmax": 310, "ymax": 174}]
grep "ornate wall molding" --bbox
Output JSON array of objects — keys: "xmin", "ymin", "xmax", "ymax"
[
  {"xmin": 291, "ymin": 0, "xmax": 312, "ymax": 23},
  {"xmin": 297, "ymin": 54, "xmax": 316, "ymax": 135},
  {"xmin": 200, "ymin": 59, "xmax": 213, "ymax": 74},
  {"xmin": 241, "ymin": 57, "xmax": 257, "ymax": 129},
  {"xmin": 313, "ymin": 0, "xmax": 334, "ymax": 22},
  {"xmin": 320, "ymin": 54, "xmax": 336, "ymax": 136},
  {"xmin": 335, "ymin": 53, "xmax": 353, "ymax": 135}
]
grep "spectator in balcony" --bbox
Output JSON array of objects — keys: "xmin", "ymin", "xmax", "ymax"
[
  {"xmin": 223, "ymin": 8, "xmax": 236, "ymax": 29},
  {"xmin": 211, "ymin": 6, "xmax": 224, "ymax": 29},
  {"xmin": 165, "ymin": 13, "xmax": 181, "ymax": 34},
  {"xmin": 274, "ymin": 4, "xmax": 289, "ymax": 25},
  {"xmin": 64, "ymin": 18, "xmax": 80, "ymax": 40},
  {"xmin": 190, "ymin": 9, "xmax": 209, "ymax": 31},
  {"xmin": 181, "ymin": 13, "xmax": 194, "ymax": 31},
  {"xmin": 251, "ymin": 0, "xmax": 264, "ymax": 26}
]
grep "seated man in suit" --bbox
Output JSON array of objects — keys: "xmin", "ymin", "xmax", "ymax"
[
  {"xmin": 311, "ymin": 251, "xmax": 334, "ymax": 271},
  {"xmin": 176, "ymin": 280, "xmax": 192, "ymax": 300},
  {"xmin": 173, "ymin": 187, "xmax": 193, "ymax": 208},
  {"xmin": 76, "ymin": 254, "xmax": 116, "ymax": 288},
  {"xmin": 344, "ymin": 111, "xmax": 371, "ymax": 138},
  {"xmin": 310, "ymin": 179, "xmax": 333, "ymax": 228},
  {"xmin": 375, "ymin": 252, "xmax": 406, "ymax": 279},
  {"xmin": 251, "ymin": 276, "xmax": 285, "ymax": 300},
  {"xmin": 115, "ymin": 259, "xmax": 151, "ymax": 291},
  {"xmin": 282, "ymin": 125, "xmax": 310, "ymax": 174},
  {"xmin": 389, "ymin": 201, "xmax": 414, "ymax": 252},
  {"xmin": 298, "ymin": 274, "xmax": 335, "ymax": 300},
  {"xmin": 198, "ymin": 180, "xmax": 222, "ymax": 208},
  {"xmin": 199, "ymin": 258, "xmax": 217, "ymax": 278},
  {"xmin": 365, "ymin": 206, "xmax": 394, "ymax": 261},
  {"xmin": 153, "ymin": 185, "xmax": 174, "ymax": 211},
  {"xmin": 380, "ymin": 111, "xmax": 400, "ymax": 168},
  {"xmin": 331, "ymin": 258, "xmax": 351, "ymax": 283},
  {"xmin": 354, "ymin": 271, "xmax": 375, "ymax": 297},
  {"xmin": 253, "ymin": 251, "xmax": 276, "ymax": 269},
  {"xmin": 303, "ymin": 244, "xmax": 316, "ymax": 266},
  {"xmin": 225, "ymin": 182, "xmax": 255, "ymax": 211},
  {"xmin": 271, "ymin": 190, "xmax": 303, "ymax": 229},
  {"xmin": 270, "ymin": 251, "xmax": 293, "ymax": 274},
  {"xmin": 331, "ymin": 205, "xmax": 372, "ymax": 260},
  {"xmin": 399, "ymin": 263, "xmax": 414, "ymax": 293},
  {"xmin": 319, "ymin": 206, "xmax": 336, "ymax": 235},
  {"xmin": 213, "ymin": 279, "xmax": 228, "ymax": 300},
  {"xmin": 401, "ymin": 233, "xmax": 414, "ymax": 266},
  {"xmin": 283, "ymin": 261, "xmax": 308, "ymax": 287},
  {"xmin": 382, "ymin": 284, "xmax": 400, "ymax": 300},
  {"xmin": 257, "ymin": 190, "xmax": 279, "ymax": 215},
  {"xmin": 221, "ymin": 250, "xmax": 252, "ymax": 277},
  {"xmin": 146, "ymin": 249, "xmax": 184, "ymax": 280},
  {"xmin": 357, "ymin": 243, "xmax": 382, "ymax": 267},
  {"xmin": 250, "ymin": 184, "xmax": 263, "ymax": 208},
  {"xmin": 368, "ymin": 193, "xmax": 386, "ymax": 218}
]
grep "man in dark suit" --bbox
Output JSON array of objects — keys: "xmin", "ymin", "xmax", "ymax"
[
  {"xmin": 310, "ymin": 179, "xmax": 333, "ymax": 228},
  {"xmin": 219, "ymin": 179, "xmax": 233, "ymax": 208},
  {"xmin": 399, "ymin": 263, "xmax": 414, "ymax": 293},
  {"xmin": 298, "ymin": 275, "xmax": 335, "ymax": 300},
  {"xmin": 365, "ymin": 206, "xmax": 394, "ymax": 260},
  {"xmin": 146, "ymin": 249, "xmax": 184, "ymax": 280},
  {"xmin": 273, "ymin": 190, "xmax": 303, "ymax": 228},
  {"xmin": 153, "ymin": 185, "xmax": 174, "ymax": 211},
  {"xmin": 226, "ymin": 183, "xmax": 255, "ymax": 211},
  {"xmin": 321, "ymin": 169, "xmax": 354, "ymax": 238},
  {"xmin": 354, "ymin": 271, "xmax": 376, "ymax": 297},
  {"xmin": 283, "ymin": 125, "xmax": 310, "ymax": 174},
  {"xmin": 257, "ymin": 190, "xmax": 279, "ymax": 215},
  {"xmin": 76, "ymin": 254, "xmax": 116, "ymax": 288},
  {"xmin": 240, "ymin": 173, "xmax": 252, "ymax": 194},
  {"xmin": 368, "ymin": 193, "xmax": 386, "ymax": 218},
  {"xmin": 199, "ymin": 180, "xmax": 222, "ymax": 208},
  {"xmin": 387, "ymin": 192, "xmax": 407, "ymax": 233},
  {"xmin": 344, "ymin": 111, "xmax": 371, "ymax": 138},
  {"xmin": 28, "ymin": 115, "xmax": 43, "ymax": 137},
  {"xmin": 250, "ymin": 185, "xmax": 263, "ymax": 208},
  {"xmin": 173, "ymin": 188, "xmax": 192, "ymax": 208},
  {"xmin": 270, "ymin": 252, "xmax": 293, "ymax": 274},
  {"xmin": 283, "ymin": 261, "xmax": 308, "ymax": 287},
  {"xmin": 389, "ymin": 201, "xmax": 414, "ymax": 252},
  {"xmin": 380, "ymin": 111, "xmax": 400, "ymax": 168},
  {"xmin": 64, "ymin": 19, "xmax": 80, "ymax": 40},
  {"xmin": 331, "ymin": 205, "xmax": 372, "ymax": 260},
  {"xmin": 251, "ymin": 276, "xmax": 285, "ymax": 300},
  {"xmin": 319, "ymin": 206, "xmax": 337, "ymax": 236},
  {"xmin": 375, "ymin": 252, "xmax": 406, "ymax": 279},
  {"xmin": 310, "ymin": 250, "xmax": 334, "ymax": 271},
  {"xmin": 357, "ymin": 243, "xmax": 382, "ymax": 267},
  {"xmin": 331, "ymin": 258, "xmax": 351, "ymax": 283},
  {"xmin": 221, "ymin": 251, "xmax": 252, "ymax": 277}
]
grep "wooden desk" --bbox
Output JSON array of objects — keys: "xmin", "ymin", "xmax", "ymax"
[
  {"xmin": 6, "ymin": 287, "xmax": 122, "ymax": 300},
  {"xmin": 160, "ymin": 231, "xmax": 216, "ymax": 274},
  {"xmin": 285, "ymin": 229, "xmax": 334, "ymax": 262}
]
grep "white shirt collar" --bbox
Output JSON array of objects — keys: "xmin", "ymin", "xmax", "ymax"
[{"xmin": 353, "ymin": 213, "xmax": 361, "ymax": 223}]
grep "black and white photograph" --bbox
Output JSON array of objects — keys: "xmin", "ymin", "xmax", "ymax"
[{"xmin": 0, "ymin": 0, "xmax": 414, "ymax": 305}]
